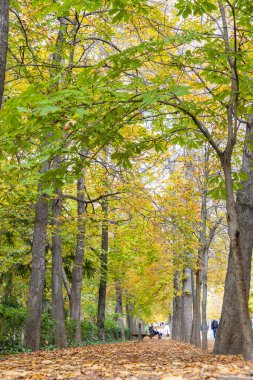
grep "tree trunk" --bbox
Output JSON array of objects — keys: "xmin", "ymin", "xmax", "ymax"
[
  {"xmin": 194, "ymin": 184, "xmax": 208, "ymax": 347},
  {"xmin": 191, "ymin": 268, "xmax": 201, "ymax": 346},
  {"xmin": 138, "ymin": 322, "xmax": 142, "ymax": 341},
  {"xmin": 70, "ymin": 171, "xmax": 86, "ymax": 342},
  {"xmin": 219, "ymin": 157, "xmax": 253, "ymax": 361},
  {"xmin": 0, "ymin": 0, "xmax": 9, "ymax": 108},
  {"xmin": 24, "ymin": 15, "xmax": 66, "ymax": 352},
  {"xmin": 201, "ymin": 217, "xmax": 221, "ymax": 350},
  {"xmin": 190, "ymin": 269, "xmax": 195, "ymax": 340},
  {"xmin": 133, "ymin": 317, "xmax": 139, "ymax": 332},
  {"xmin": 49, "ymin": 17, "xmax": 67, "ymax": 348},
  {"xmin": 214, "ymin": 120, "xmax": 253, "ymax": 355},
  {"xmin": 115, "ymin": 283, "xmax": 125, "ymax": 341},
  {"xmin": 24, "ymin": 160, "xmax": 50, "ymax": 351},
  {"xmin": 181, "ymin": 267, "xmax": 192, "ymax": 343},
  {"xmin": 97, "ymin": 199, "xmax": 109, "ymax": 342},
  {"xmin": 126, "ymin": 303, "xmax": 135, "ymax": 334},
  {"xmin": 201, "ymin": 244, "xmax": 209, "ymax": 350},
  {"xmin": 171, "ymin": 271, "xmax": 182, "ymax": 341},
  {"xmin": 62, "ymin": 266, "xmax": 71, "ymax": 300},
  {"xmin": 51, "ymin": 175, "xmax": 67, "ymax": 348}
]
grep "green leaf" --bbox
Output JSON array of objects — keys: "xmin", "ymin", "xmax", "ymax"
[{"xmin": 38, "ymin": 106, "xmax": 61, "ymax": 116}]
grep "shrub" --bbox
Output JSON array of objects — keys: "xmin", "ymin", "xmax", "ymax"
[
  {"xmin": 66, "ymin": 319, "xmax": 83, "ymax": 345},
  {"xmin": 0, "ymin": 306, "xmax": 130, "ymax": 353},
  {"xmin": 81, "ymin": 321, "xmax": 99, "ymax": 343},
  {"xmin": 124, "ymin": 327, "xmax": 131, "ymax": 340},
  {"xmin": 104, "ymin": 319, "xmax": 121, "ymax": 341},
  {"xmin": 0, "ymin": 305, "xmax": 26, "ymax": 349},
  {"xmin": 40, "ymin": 313, "xmax": 56, "ymax": 347}
]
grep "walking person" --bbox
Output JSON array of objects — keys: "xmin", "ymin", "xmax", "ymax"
[{"xmin": 211, "ymin": 319, "xmax": 219, "ymax": 338}]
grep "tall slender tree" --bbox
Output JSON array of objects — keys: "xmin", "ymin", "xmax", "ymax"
[
  {"xmin": 97, "ymin": 199, "xmax": 109, "ymax": 341},
  {"xmin": 0, "ymin": 0, "xmax": 9, "ymax": 108},
  {"xmin": 24, "ymin": 161, "xmax": 50, "ymax": 351},
  {"xmin": 24, "ymin": 14, "xmax": 66, "ymax": 350},
  {"xmin": 70, "ymin": 169, "xmax": 86, "ymax": 342},
  {"xmin": 171, "ymin": 271, "xmax": 182, "ymax": 341},
  {"xmin": 181, "ymin": 267, "xmax": 192, "ymax": 343},
  {"xmin": 191, "ymin": 186, "xmax": 207, "ymax": 348},
  {"xmin": 51, "ymin": 185, "xmax": 67, "ymax": 348},
  {"xmin": 115, "ymin": 282, "xmax": 125, "ymax": 341}
]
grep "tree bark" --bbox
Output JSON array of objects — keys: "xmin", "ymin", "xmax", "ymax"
[
  {"xmin": 201, "ymin": 243, "xmax": 209, "ymax": 350},
  {"xmin": 171, "ymin": 271, "xmax": 182, "ymax": 341},
  {"xmin": 191, "ymin": 268, "xmax": 201, "ymax": 346},
  {"xmin": 181, "ymin": 267, "xmax": 192, "ymax": 343},
  {"xmin": 190, "ymin": 269, "xmax": 195, "ymax": 341},
  {"xmin": 97, "ymin": 199, "xmax": 109, "ymax": 342},
  {"xmin": 192, "ymin": 184, "xmax": 207, "ymax": 347},
  {"xmin": 126, "ymin": 303, "xmax": 135, "ymax": 334},
  {"xmin": 62, "ymin": 266, "xmax": 71, "ymax": 300},
  {"xmin": 115, "ymin": 283, "xmax": 125, "ymax": 341},
  {"xmin": 24, "ymin": 161, "xmax": 50, "ymax": 351},
  {"xmin": 202, "ymin": 218, "xmax": 221, "ymax": 349},
  {"xmin": 138, "ymin": 322, "xmax": 142, "ymax": 341},
  {"xmin": 70, "ymin": 171, "xmax": 86, "ymax": 342},
  {"xmin": 219, "ymin": 156, "xmax": 253, "ymax": 361},
  {"xmin": 214, "ymin": 120, "xmax": 253, "ymax": 355},
  {"xmin": 0, "ymin": 0, "xmax": 9, "ymax": 108},
  {"xmin": 51, "ymin": 164, "xmax": 67, "ymax": 348}
]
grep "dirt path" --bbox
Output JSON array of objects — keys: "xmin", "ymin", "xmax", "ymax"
[{"xmin": 0, "ymin": 339, "xmax": 252, "ymax": 379}]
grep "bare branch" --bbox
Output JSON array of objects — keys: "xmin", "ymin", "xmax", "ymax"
[
  {"xmin": 83, "ymin": 37, "xmax": 121, "ymax": 52},
  {"xmin": 63, "ymin": 192, "xmax": 121, "ymax": 204}
]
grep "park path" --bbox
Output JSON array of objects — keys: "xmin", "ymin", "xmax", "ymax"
[{"xmin": 0, "ymin": 338, "xmax": 253, "ymax": 379}]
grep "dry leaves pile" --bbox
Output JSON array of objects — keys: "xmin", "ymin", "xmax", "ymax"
[{"xmin": 0, "ymin": 339, "xmax": 253, "ymax": 379}]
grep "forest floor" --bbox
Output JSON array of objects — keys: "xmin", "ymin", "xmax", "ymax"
[{"xmin": 0, "ymin": 338, "xmax": 253, "ymax": 380}]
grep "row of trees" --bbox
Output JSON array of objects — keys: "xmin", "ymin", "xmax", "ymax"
[{"xmin": 1, "ymin": 0, "xmax": 253, "ymax": 360}]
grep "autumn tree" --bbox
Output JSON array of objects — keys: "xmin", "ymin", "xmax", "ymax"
[{"xmin": 114, "ymin": 0, "xmax": 253, "ymax": 359}]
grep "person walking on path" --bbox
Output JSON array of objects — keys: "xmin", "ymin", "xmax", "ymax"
[{"xmin": 211, "ymin": 319, "xmax": 219, "ymax": 338}]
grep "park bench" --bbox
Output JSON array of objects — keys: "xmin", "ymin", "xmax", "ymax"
[
  {"xmin": 131, "ymin": 332, "xmax": 161, "ymax": 340},
  {"xmin": 132, "ymin": 323, "xmax": 162, "ymax": 341}
]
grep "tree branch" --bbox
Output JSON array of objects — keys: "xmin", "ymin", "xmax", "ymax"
[
  {"xmin": 63, "ymin": 191, "xmax": 121, "ymax": 204},
  {"xmin": 206, "ymin": 217, "xmax": 223, "ymax": 251},
  {"xmin": 160, "ymin": 100, "xmax": 222, "ymax": 157},
  {"xmin": 83, "ymin": 37, "xmax": 121, "ymax": 52},
  {"xmin": 62, "ymin": 266, "xmax": 71, "ymax": 299}
]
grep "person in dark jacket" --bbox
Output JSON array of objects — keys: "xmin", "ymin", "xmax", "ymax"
[
  {"xmin": 211, "ymin": 319, "xmax": 219, "ymax": 338},
  {"xmin": 149, "ymin": 324, "xmax": 162, "ymax": 338}
]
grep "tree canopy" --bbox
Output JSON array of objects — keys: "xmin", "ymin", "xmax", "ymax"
[{"xmin": 1, "ymin": 0, "xmax": 253, "ymax": 361}]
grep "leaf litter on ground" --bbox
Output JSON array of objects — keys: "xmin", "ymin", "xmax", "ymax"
[{"xmin": 0, "ymin": 338, "xmax": 253, "ymax": 379}]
